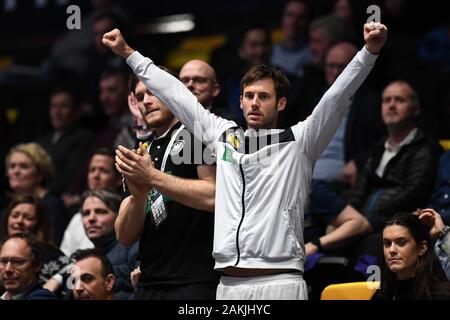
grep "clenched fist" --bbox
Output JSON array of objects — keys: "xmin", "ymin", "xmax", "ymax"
[
  {"xmin": 102, "ymin": 28, "xmax": 135, "ymax": 59},
  {"xmin": 364, "ymin": 22, "xmax": 388, "ymax": 55}
]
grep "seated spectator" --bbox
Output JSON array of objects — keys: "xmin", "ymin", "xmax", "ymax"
[
  {"xmin": 215, "ymin": 23, "xmax": 273, "ymax": 127},
  {"xmin": 70, "ymin": 248, "xmax": 115, "ymax": 300},
  {"xmin": 306, "ymin": 80, "xmax": 442, "ymax": 256},
  {"xmin": 2, "ymin": 143, "xmax": 67, "ymax": 245},
  {"xmin": 0, "ymin": 195, "xmax": 69, "ymax": 288},
  {"xmin": 37, "ymin": 86, "xmax": 93, "ymax": 196},
  {"xmin": 78, "ymin": 190, "xmax": 137, "ymax": 299},
  {"xmin": 308, "ymin": 14, "xmax": 349, "ymax": 68},
  {"xmin": 373, "ymin": 212, "xmax": 450, "ymax": 300},
  {"xmin": 179, "ymin": 60, "xmax": 221, "ymax": 112},
  {"xmin": 271, "ymin": 0, "xmax": 312, "ymax": 78},
  {"xmin": 426, "ymin": 150, "xmax": 450, "ymax": 225},
  {"xmin": 94, "ymin": 68, "xmax": 134, "ymax": 150},
  {"xmin": 418, "ymin": 208, "xmax": 450, "ymax": 279},
  {"xmin": 60, "ymin": 148, "xmax": 122, "ymax": 257},
  {"xmin": 0, "ymin": 234, "xmax": 58, "ymax": 300}
]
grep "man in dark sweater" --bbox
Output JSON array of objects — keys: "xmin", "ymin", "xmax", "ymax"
[{"xmin": 80, "ymin": 190, "xmax": 138, "ymax": 299}]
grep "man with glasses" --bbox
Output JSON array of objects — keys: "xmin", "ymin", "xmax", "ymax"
[
  {"xmin": 179, "ymin": 59, "xmax": 221, "ymax": 111},
  {"xmin": 0, "ymin": 234, "xmax": 58, "ymax": 300}
]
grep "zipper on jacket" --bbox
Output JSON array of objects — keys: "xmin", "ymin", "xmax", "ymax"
[{"xmin": 234, "ymin": 163, "xmax": 246, "ymax": 266}]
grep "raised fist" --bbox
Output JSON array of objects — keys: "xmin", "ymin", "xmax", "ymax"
[
  {"xmin": 364, "ymin": 22, "xmax": 388, "ymax": 54},
  {"xmin": 102, "ymin": 28, "xmax": 135, "ymax": 58}
]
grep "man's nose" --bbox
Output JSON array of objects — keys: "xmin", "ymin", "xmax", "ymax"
[
  {"xmin": 74, "ymin": 280, "xmax": 84, "ymax": 294},
  {"xmin": 4, "ymin": 261, "xmax": 14, "ymax": 271},
  {"xmin": 251, "ymin": 97, "xmax": 260, "ymax": 108}
]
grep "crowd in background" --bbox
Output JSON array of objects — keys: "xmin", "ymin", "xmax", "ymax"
[{"xmin": 0, "ymin": 0, "xmax": 449, "ymax": 300}]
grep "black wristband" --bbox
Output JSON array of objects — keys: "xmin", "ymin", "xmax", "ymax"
[{"xmin": 311, "ymin": 237, "xmax": 323, "ymax": 252}]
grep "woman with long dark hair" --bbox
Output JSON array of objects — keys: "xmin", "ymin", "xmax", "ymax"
[{"xmin": 374, "ymin": 212, "xmax": 450, "ymax": 300}]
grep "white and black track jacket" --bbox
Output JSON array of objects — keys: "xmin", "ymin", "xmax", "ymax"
[{"xmin": 127, "ymin": 47, "xmax": 378, "ymax": 273}]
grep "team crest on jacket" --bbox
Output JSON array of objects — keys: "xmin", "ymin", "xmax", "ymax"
[
  {"xmin": 170, "ymin": 139, "xmax": 185, "ymax": 155},
  {"xmin": 227, "ymin": 132, "xmax": 243, "ymax": 149}
]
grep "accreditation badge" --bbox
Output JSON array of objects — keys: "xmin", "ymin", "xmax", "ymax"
[{"xmin": 146, "ymin": 188, "xmax": 168, "ymax": 228}]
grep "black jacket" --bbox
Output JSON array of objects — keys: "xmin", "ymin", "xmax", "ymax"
[
  {"xmin": 349, "ymin": 129, "xmax": 442, "ymax": 232},
  {"xmin": 20, "ymin": 284, "xmax": 58, "ymax": 300}
]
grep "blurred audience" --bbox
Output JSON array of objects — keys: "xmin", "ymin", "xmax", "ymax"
[
  {"xmin": 2, "ymin": 143, "xmax": 67, "ymax": 245},
  {"xmin": 37, "ymin": 87, "xmax": 93, "ymax": 196},
  {"xmin": 271, "ymin": 0, "xmax": 312, "ymax": 78},
  {"xmin": 60, "ymin": 148, "xmax": 121, "ymax": 257}
]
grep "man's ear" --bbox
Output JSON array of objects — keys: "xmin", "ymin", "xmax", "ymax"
[
  {"xmin": 277, "ymin": 97, "xmax": 287, "ymax": 112},
  {"xmin": 213, "ymin": 83, "xmax": 221, "ymax": 98},
  {"xmin": 240, "ymin": 96, "xmax": 244, "ymax": 110},
  {"xmin": 105, "ymin": 274, "xmax": 115, "ymax": 292}
]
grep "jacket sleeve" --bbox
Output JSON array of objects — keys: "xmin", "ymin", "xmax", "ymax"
[
  {"xmin": 126, "ymin": 52, "xmax": 236, "ymax": 152},
  {"xmin": 366, "ymin": 144, "xmax": 440, "ymax": 231},
  {"xmin": 291, "ymin": 47, "xmax": 378, "ymax": 162},
  {"xmin": 435, "ymin": 232, "xmax": 450, "ymax": 280}
]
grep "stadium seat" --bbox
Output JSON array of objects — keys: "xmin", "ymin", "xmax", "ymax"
[{"xmin": 320, "ymin": 281, "xmax": 380, "ymax": 300}]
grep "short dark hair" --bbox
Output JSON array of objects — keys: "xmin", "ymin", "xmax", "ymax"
[
  {"xmin": 1, "ymin": 233, "xmax": 43, "ymax": 270},
  {"xmin": 239, "ymin": 23, "xmax": 272, "ymax": 49},
  {"xmin": 81, "ymin": 190, "xmax": 122, "ymax": 214},
  {"xmin": 71, "ymin": 248, "xmax": 114, "ymax": 279},
  {"xmin": 240, "ymin": 64, "xmax": 290, "ymax": 100},
  {"xmin": 100, "ymin": 67, "xmax": 129, "ymax": 87},
  {"xmin": 129, "ymin": 66, "xmax": 178, "ymax": 94},
  {"xmin": 90, "ymin": 147, "xmax": 115, "ymax": 161},
  {"xmin": 89, "ymin": 147, "xmax": 118, "ymax": 176},
  {"xmin": 50, "ymin": 85, "xmax": 80, "ymax": 109},
  {"xmin": 92, "ymin": 10, "xmax": 125, "ymax": 32}
]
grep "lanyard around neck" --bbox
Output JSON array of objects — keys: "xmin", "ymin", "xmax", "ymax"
[{"xmin": 148, "ymin": 124, "xmax": 185, "ymax": 172}]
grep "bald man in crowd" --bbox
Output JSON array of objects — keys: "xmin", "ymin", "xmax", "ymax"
[{"xmin": 179, "ymin": 60, "xmax": 221, "ymax": 111}]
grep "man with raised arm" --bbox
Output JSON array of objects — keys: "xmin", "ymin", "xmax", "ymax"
[{"xmin": 104, "ymin": 22, "xmax": 387, "ymax": 300}]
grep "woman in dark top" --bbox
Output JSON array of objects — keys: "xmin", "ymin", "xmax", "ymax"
[{"xmin": 374, "ymin": 212, "xmax": 450, "ymax": 300}]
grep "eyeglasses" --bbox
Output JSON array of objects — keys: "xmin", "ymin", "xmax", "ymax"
[
  {"xmin": 180, "ymin": 76, "xmax": 215, "ymax": 85},
  {"xmin": 0, "ymin": 258, "xmax": 30, "ymax": 268}
]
